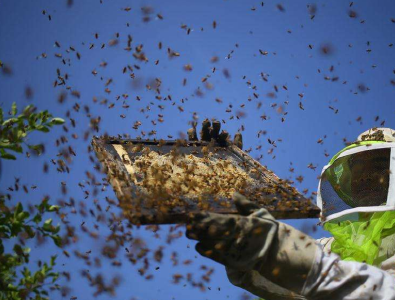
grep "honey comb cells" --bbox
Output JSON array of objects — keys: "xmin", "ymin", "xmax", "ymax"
[{"xmin": 119, "ymin": 147, "xmax": 254, "ymax": 199}]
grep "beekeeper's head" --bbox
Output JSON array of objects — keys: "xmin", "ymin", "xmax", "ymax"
[
  {"xmin": 317, "ymin": 128, "xmax": 395, "ymax": 265},
  {"xmin": 317, "ymin": 127, "xmax": 395, "ymax": 222}
]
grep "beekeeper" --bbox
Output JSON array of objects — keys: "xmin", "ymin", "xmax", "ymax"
[{"xmin": 186, "ymin": 126, "xmax": 395, "ymax": 299}]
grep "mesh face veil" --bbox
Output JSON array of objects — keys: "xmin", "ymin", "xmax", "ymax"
[{"xmin": 317, "ymin": 141, "xmax": 395, "ymax": 222}]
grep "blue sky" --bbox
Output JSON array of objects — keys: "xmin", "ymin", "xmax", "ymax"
[{"xmin": 1, "ymin": 0, "xmax": 395, "ymax": 299}]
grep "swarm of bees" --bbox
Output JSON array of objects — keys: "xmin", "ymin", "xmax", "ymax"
[
  {"xmin": 92, "ymin": 135, "xmax": 320, "ymax": 225},
  {"xmin": 359, "ymin": 128, "xmax": 386, "ymax": 142},
  {"xmin": 8, "ymin": 0, "xmax": 391, "ymax": 298}
]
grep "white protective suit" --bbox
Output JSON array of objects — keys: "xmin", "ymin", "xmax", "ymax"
[
  {"xmin": 226, "ymin": 234, "xmax": 395, "ymax": 300},
  {"xmin": 226, "ymin": 128, "xmax": 395, "ymax": 299}
]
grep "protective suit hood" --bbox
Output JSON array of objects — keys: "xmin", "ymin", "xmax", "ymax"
[
  {"xmin": 317, "ymin": 128, "xmax": 395, "ymax": 266},
  {"xmin": 317, "ymin": 128, "xmax": 395, "ymax": 223}
]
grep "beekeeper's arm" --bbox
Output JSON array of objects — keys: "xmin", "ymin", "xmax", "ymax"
[{"xmin": 186, "ymin": 194, "xmax": 395, "ymax": 300}]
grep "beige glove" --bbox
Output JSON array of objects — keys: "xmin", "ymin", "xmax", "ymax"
[{"xmin": 186, "ymin": 193, "xmax": 318, "ymax": 297}]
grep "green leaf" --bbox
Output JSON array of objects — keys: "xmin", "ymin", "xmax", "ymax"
[
  {"xmin": 32, "ymin": 214, "xmax": 42, "ymax": 224},
  {"xmin": 11, "ymin": 102, "xmax": 17, "ymax": 116},
  {"xmin": 16, "ymin": 130, "xmax": 27, "ymax": 141},
  {"xmin": 0, "ymin": 151, "xmax": 16, "ymax": 160},
  {"xmin": 0, "ymin": 143, "xmax": 10, "ymax": 154},
  {"xmin": 48, "ymin": 205, "xmax": 59, "ymax": 212},
  {"xmin": 51, "ymin": 273, "xmax": 59, "ymax": 283},
  {"xmin": 22, "ymin": 267, "xmax": 31, "ymax": 277},
  {"xmin": 2, "ymin": 117, "xmax": 18, "ymax": 127},
  {"xmin": 23, "ymin": 225, "xmax": 35, "ymax": 238},
  {"xmin": 17, "ymin": 211, "xmax": 29, "ymax": 221},
  {"xmin": 22, "ymin": 105, "xmax": 34, "ymax": 115},
  {"xmin": 14, "ymin": 202, "xmax": 23, "ymax": 216},
  {"xmin": 37, "ymin": 198, "xmax": 50, "ymax": 212},
  {"xmin": 41, "ymin": 111, "xmax": 50, "ymax": 123},
  {"xmin": 0, "ymin": 107, "xmax": 3, "ymax": 124},
  {"xmin": 51, "ymin": 235, "xmax": 62, "ymax": 247},
  {"xmin": 34, "ymin": 270, "xmax": 45, "ymax": 283},
  {"xmin": 2, "ymin": 143, "xmax": 23, "ymax": 153},
  {"xmin": 53, "ymin": 224, "xmax": 60, "ymax": 234},
  {"xmin": 50, "ymin": 255, "xmax": 57, "ymax": 267},
  {"xmin": 13, "ymin": 244, "xmax": 24, "ymax": 257},
  {"xmin": 10, "ymin": 220, "xmax": 22, "ymax": 236},
  {"xmin": 36, "ymin": 126, "xmax": 50, "ymax": 133},
  {"xmin": 43, "ymin": 219, "xmax": 53, "ymax": 231},
  {"xmin": 49, "ymin": 118, "xmax": 65, "ymax": 125},
  {"xmin": 28, "ymin": 115, "xmax": 36, "ymax": 129}
]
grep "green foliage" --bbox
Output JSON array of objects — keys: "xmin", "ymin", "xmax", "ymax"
[
  {"xmin": 0, "ymin": 196, "xmax": 62, "ymax": 300},
  {"xmin": 0, "ymin": 103, "xmax": 64, "ymax": 299},
  {"xmin": 0, "ymin": 102, "xmax": 64, "ymax": 160}
]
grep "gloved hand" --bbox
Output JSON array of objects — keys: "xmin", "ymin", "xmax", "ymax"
[
  {"xmin": 187, "ymin": 118, "xmax": 243, "ymax": 149},
  {"xmin": 186, "ymin": 193, "xmax": 318, "ymax": 297}
]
